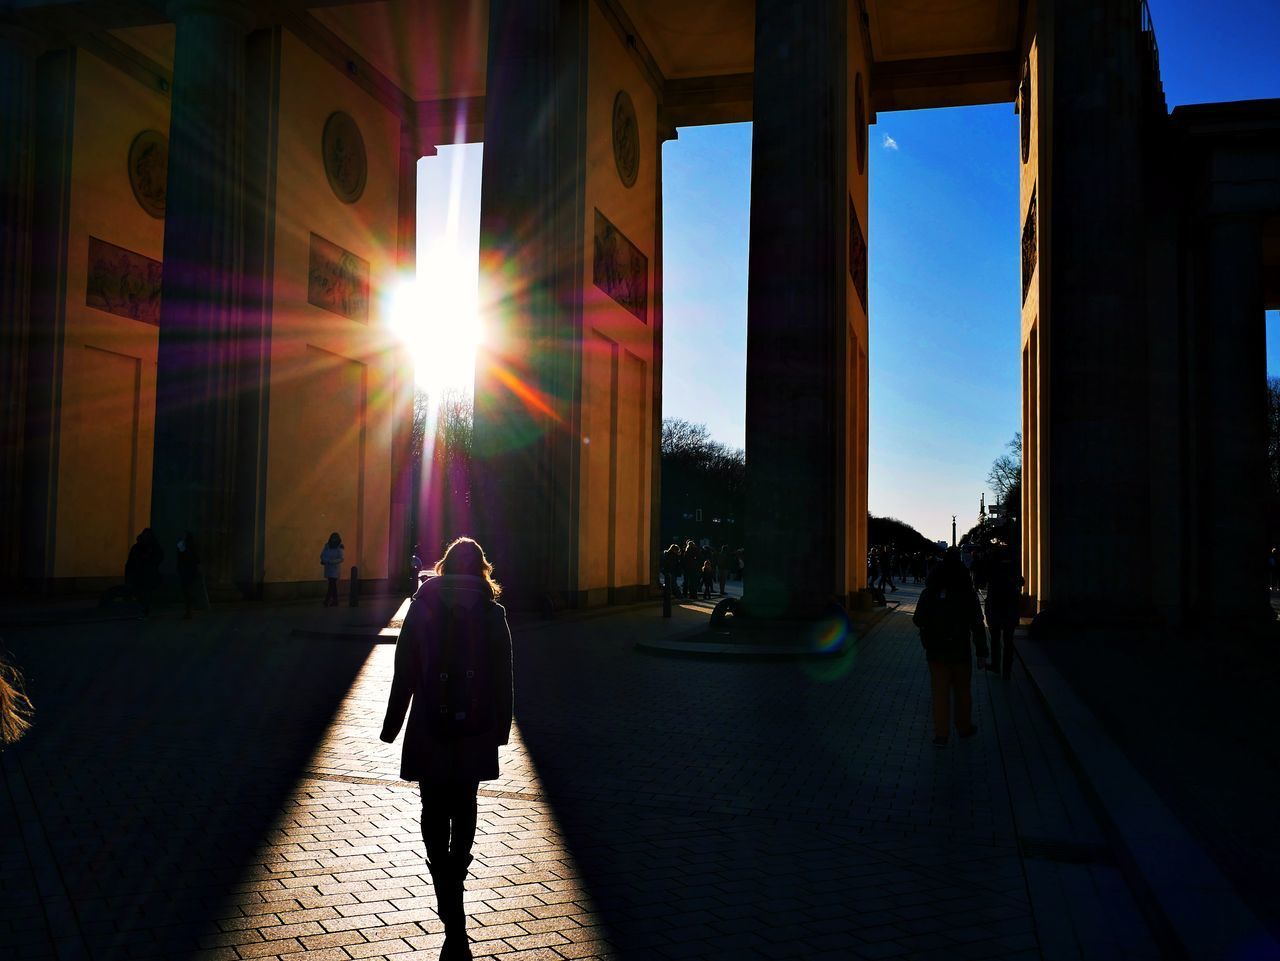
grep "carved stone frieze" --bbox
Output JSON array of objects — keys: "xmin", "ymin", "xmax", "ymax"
[
  {"xmin": 593, "ymin": 209, "xmax": 647, "ymax": 321},
  {"xmin": 308, "ymin": 232, "xmax": 369, "ymax": 322},
  {"xmin": 86, "ymin": 236, "xmax": 162, "ymax": 325},
  {"xmin": 1022, "ymin": 186, "xmax": 1037, "ymax": 302},
  {"xmin": 849, "ymin": 196, "xmax": 867, "ymax": 311}
]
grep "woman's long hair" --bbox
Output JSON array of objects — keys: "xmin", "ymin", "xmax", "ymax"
[
  {"xmin": 434, "ymin": 537, "xmax": 502, "ymax": 600},
  {"xmin": 0, "ymin": 656, "xmax": 33, "ymax": 746}
]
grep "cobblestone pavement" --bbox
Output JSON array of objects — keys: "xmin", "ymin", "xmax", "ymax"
[{"xmin": 1, "ymin": 587, "xmax": 1161, "ymax": 961}]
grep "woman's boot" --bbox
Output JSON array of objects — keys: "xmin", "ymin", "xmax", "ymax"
[
  {"xmin": 426, "ymin": 855, "xmax": 459, "ymax": 961},
  {"xmin": 441, "ymin": 854, "xmax": 473, "ymax": 960}
]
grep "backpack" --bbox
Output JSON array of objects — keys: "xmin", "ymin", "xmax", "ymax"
[
  {"xmin": 423, "ymin": 602, "xmax": 494, "ymax": 738},
  {"xmin": 913, "ymin": 584, "xmax": 949, "ymax": 635}
]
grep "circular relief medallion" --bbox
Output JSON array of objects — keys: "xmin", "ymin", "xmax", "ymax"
[
  {"xmin": 855, "ymin": 73, "xmax": 867, "ymax": 175},
  {"xmin": 322, "ymin": 110, "xmax": 367, "ymax": 204},
  {"xmin": 128, "ymin": 130, "xmax": 168, "ymax": 219},
  {"xmin": 612, "ymin": 90, "xmax": 639, "ymax": 188}
]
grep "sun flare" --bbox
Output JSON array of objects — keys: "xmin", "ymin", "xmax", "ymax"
[{"xmin": 389, "ymin": 249, "xmax": 483, "ymax": 395}]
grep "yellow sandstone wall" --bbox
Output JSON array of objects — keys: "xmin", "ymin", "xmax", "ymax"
[
  {"xmin": 844, "ymin": 0, "xmax": 871, "ymax": 598},
  {"xmin": 262, "ymin": 29, "xmax": 404, "ymax": 589},
  {"xmin": 1020, "ymin": 16, "xmax": 1047, "ymax": 607},
  {"xmin": 54, "ymin": 49, "xmax": 168, "ymax": 580},
  {"xmin": 577, "ymin": 3, "xmax": 659, "ymax": 604}
]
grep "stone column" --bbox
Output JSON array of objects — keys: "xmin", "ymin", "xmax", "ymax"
[
  {"xmin": 1202, "ymin": 216, "xmax": 1268, "ymax": 621},
  {"xmin": 232, "ymin": 25, "xmax": 279, "ymax": 597},
  {"xmin": 474, "ymin": 0, "xmax": 588, "ymax": 609},
  {"xmin": 1041, "ymin": 0, "xmax": 1152, "ymax": 619},
  {"xmin": 650, "ymin": 115, "xmax": 676, "ymax": 590},
  {"xmin": 22, "ymin": 46, "xmax": 76, "ymax": 587},
  {"xmin": 389, "ymin": 121, "xmax": 419, "ymax": 590},
  {"xmin": 743, "ymin": 0, "xmax": 850, "ymax": 619},
  {"xmin": 152, "ymin": 0, "xmax": 252, "ymax": 589},
  {"xmin": 0, "ymin": 25, "xmax": 40, "ymax": 583}
]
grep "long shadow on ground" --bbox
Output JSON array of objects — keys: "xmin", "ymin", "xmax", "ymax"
[
  {"xmin": 510, "ymin": 607, "xmax": 1026, "ymax": 960},
  {"xmin": 2, "ymin": 617, "xmax": 376, "ymax": 960}
]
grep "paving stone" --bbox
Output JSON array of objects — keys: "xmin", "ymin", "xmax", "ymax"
[{"xmin": 0, "ymin": 589, "xmax": 1165, "ymax": 961}]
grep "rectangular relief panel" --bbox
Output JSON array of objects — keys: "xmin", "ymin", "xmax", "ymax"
[
  {"xmin": 593, "ymin": 209, "xmax": 648, "ymax": 322},
  {"xmin": 848, "ymin": 196, "xmax": 867, "ymax": 312},
  {"xmin": 616, "ymin": 349, "xmax": 647, "ymax": 587},
  {"xmin": 307, "ymin": 232, "xmax": 370, "ymax": 322},
  {"xmin": 298, "ymin": 345, "xmax": 367, "ymax": 568},
  {"xmin": 1021, "ymin": 186, "xmax": 1037, "ymax": 303},
  {"xmin": 85, "ymin": 236, "xmax": 162, "ymax": 325},
  {"xmin": 580, "ymin": 329, "xmax": 618, "ymax": 594},
  {"xmin": 58, "ymin": 346, "xmax": 141, "ymax": 576}
]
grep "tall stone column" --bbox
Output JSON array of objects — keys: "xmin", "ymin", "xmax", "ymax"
[
  {"xmin": 0, "ymin": 25, "xmax": 39, "ymax": 584},
  {"xmin": 1202, "ymin": 216, "xmax": 1268, "ymax": 621},
  {"xmin": 152, "ymin": 0, "xmax": 252, "ymax": 589},
  {"xmin": 1041, "ymin": 0, "xmax": 1153, "ymax": 619},
  {"xmin": 743, "ymin": 0, "xmax": 850, "ymax": 619},
  {"xmin": 22, "ymin": 46, "xmax": 76, "ymax": 587},
  {"xmin": 474, "ymin": 0, "xmax": 588, "ymax": 609}
]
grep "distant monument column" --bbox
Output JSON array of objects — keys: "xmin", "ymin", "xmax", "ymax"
[
  {"xmin": 474, "ymin": 0, "xmax": 588, "ymax": 609},
  {"xmin": 743, "ymin": 0, "xmax": 852, "ymax": 619},
  {"xmin": 1202, "ymin": 215, "xmax": 1268, "ymax": 619},
  {"xmin": 152, "ymin": 0, "xmax": 253, "ymax": 588},
  {"xmin": 0, "ymin": 25, "xmax": 40, "ymax": 582}
]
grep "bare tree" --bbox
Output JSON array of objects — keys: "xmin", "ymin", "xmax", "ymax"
[{"xmin": 987, "ymin": 432, "xmax": 1022, "ymax": 506}]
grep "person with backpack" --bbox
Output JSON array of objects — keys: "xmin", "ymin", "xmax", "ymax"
[
  {"xmin": 912, "ymin": 548, "xmax": 989, "ymax": 746},
  {"xmin": 380, "ymin": 537, "xmax": 513, "ymax": 961}
]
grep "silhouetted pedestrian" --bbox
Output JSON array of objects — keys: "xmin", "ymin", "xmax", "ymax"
[
  {"xmin": 661, "ymin": 543, "xmax": 683, "ymax": 598},
  {"xmin": 100, "ymin": 528, "xmax": 164, "ymax": 616},
  {"xmin": 984, "ymin": 548, "xmax": 1023, "ymax": 679},
  {"xmin": 176, "ymin": 531, "xmax": 206, "ymax": 619},
  {"xmin": 321, "ymin": 532, "xmax": 344, "ymax": 607},
  {"xmin": 913, "ymin": 549, "xmax": 989, "ymax": 745},
  {"xmin": 682, "ymin": 540, "xmax": 701, "ymax": 600},
  {"xmin": 411, "ymin": 543, "xmax": 424, "ymax": 593},
  {"xmin": 717, "ymin": 544, "xmax": 731, "ymax": 595},
  {"xmin": 380, "ymin": 537, "xmax": 513, "ymax": 961}
]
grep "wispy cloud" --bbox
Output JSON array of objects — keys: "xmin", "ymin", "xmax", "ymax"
[{"xmin": 882, "ymin": 133, "xmax": 899, "ymax": 150}]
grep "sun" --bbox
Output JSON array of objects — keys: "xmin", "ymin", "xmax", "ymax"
[{"xmin": 389, "ymin": 248, "xmax": 483, "ymax": 395}]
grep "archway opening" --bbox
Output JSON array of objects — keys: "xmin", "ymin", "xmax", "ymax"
[
  {"xmin": 659, "ymin": 122, "xmax": 751, "ymax": 604},
  {"xmin": 868, "ymin": 104, "xmax": 1022, "ymax": 590}
]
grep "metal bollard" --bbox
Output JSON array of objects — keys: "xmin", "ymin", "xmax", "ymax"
[{"xmin": 349, "ymin": 565, "xmax": 360, "ymax": 607}]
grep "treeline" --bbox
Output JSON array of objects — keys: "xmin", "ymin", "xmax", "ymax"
[
  {"xmin": 659, "ymin": 418, "xmax": 746, "ymax": 545},
  {"xmin": 409, "ymin": 389, "xmax": 474, "ymax": 562},
  {"xmin": 868, "ymin": 515, "xmax": 938, "ymax": 554}
]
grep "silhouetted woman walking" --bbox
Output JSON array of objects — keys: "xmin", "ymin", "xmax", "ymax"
[{"xmin": 380, "ymin": 537, "xmax": 513, "ymax": 961}]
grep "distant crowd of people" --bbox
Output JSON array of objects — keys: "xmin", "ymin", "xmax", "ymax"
[{"xmin": 659, "ymin": 540, "xmax": 743, "ymax": 600}]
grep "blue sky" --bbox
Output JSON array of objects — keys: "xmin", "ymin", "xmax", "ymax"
[
  {"xmin": 417, "ymin": 0, "xmax": 1280, "ymax": 545},
  {"xmin": 658, "ymin": 0, "xmax": 1280, "ymax": 543}
]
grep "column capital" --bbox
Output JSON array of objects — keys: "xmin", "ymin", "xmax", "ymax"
[{"xmin": 165, "ymin": 0, "xmax": 255, "ymax": 31}]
